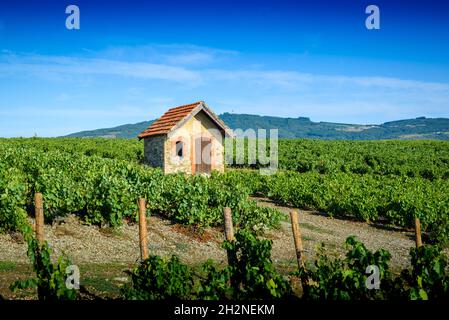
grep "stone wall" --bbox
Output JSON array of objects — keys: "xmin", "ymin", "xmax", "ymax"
[
  {"xmin": 165, "ymin": 117, "xmax": 195, "ymax": 174},
  {"xmin": 143, "ymin": 135, "xmax": 166, "ymax": 170},
  {"xmin": 193, "ymin": 111, "xmax": 225, "ymax": 173},
  {"xmin": 144, "ymin": 110, "xmax": 226, "ymax": 174},
  {"xmin": 165, "ymin": 110, "xmax": 225, "ymax": 174}
]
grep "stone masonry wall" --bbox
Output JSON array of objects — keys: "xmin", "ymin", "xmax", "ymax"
[
  {"xmin": 164, "ymin": 117, "xmax": 194, "ymax": 174},
  {"xmin": 144, "ymin": 110, "xmax": 226, "ymax": 174},
  {"xmin": 193, "ymin": 111, "xmax": 225, "ymax": 173},
  {"xmin": 143, "ymin": 135, "xmax": 166, "ymax": 170}
]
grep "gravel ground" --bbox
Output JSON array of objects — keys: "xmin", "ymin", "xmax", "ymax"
[
  {"xmin": 2, "ymin": 198, "xmax": 447, "ymax": 300},
  {"xmin": 0, "ymin": 214, "xmax": 227, "ymax": 266},
  {"xmin": 0, "ymin": 199, "xmax": 432, "ymax": 272},
  {"xmin": 257, "ymin": 197, "xmax": 419, "ymax": 271}
]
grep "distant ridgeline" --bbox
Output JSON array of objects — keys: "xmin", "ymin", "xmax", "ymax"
[{"xmin": 66, "ymin": 114, "xmax": 449, "ymax": 140}]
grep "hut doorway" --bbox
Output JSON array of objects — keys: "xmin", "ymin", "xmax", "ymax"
[{"xmin": 195, "ymin": 137, "xmax": 211, "ymax": 174}]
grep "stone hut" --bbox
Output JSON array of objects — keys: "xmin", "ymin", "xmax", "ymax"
[{"xmin": 138, "ymin": 101, "xmax": 233, "ymax": 174}]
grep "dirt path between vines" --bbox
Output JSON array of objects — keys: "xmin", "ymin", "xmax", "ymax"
[
  {"xmin": 0, "ymin": 198, "xmax": 425, "ymax": 299},
  {"xmin": 255, "ymin": 197, "xmax": 417, "ymax": 272}
]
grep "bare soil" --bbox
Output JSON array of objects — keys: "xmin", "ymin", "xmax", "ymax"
[
  {"xmin": 255, "ymin": 197, "xmax": 417, "ymax": 272},
  {"xmin": 0, "ymin": 198, "xmax": 428, "ymax": 299},
  {"xmin": 0, "ymin": 214, "xmax": 227, "ymax": 266}
]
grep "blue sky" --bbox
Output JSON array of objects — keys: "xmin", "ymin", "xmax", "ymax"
[{"xmin": 0, "ymin": 0, "xmax": 448, "ymax": 137}]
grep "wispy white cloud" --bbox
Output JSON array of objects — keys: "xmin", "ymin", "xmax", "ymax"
[
  {"xmin": 1, "ymin": 44, "xmax": 449, "ymax": 137},
  {"xmin": 55, "ymin": 93, "xmax": 78, "ymax": 102},
  {"xmin": 0, "ymin": 105, "xmax": 152, "ymax": 118},
  {"xmin": 0, "ymin": 53, "xmax": 201, "ymax": 83},
  {"xmin": 1, "ymin": 48, "xmax": 448, "ymax": 93},
  {"xmin": 205, "ymin": 69, "xmax": 449, "ymax": 92},
  {"xmin": 93, "ymin": 43, "xmax": 238, "ymax": 66}
]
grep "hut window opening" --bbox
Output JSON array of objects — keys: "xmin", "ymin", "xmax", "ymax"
[{"xmin": 176, "ymin": 140, "xmax": 184, "ymax": 158}]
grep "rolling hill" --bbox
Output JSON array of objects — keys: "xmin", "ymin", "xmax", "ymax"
[{"xmin": 65, "ymin": 114, "xmax": 449, "ymax": 140}]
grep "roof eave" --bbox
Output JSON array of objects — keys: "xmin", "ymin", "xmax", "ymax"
[
  {"xmin": 138, "ymin": 101, "xmax": 235, "ymax": 139},
  {"xmin": 138, "ymin": 132, "xmax": 166, "ymax": 140},
  {"xmin": 167, "ymin": 102, "xmax": 233, "ymax": 137}
]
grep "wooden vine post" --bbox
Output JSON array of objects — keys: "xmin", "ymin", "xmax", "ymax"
[
  {"xmin": 223, "ymin": 207, "xmax": 235, "ymax": 242},
  {"xmin": 223, "ymin": 207, "xmax": 237, "ymax": 287},
  {"xmin": 290, "ymin": 209, "xmax": 305, "ymax": 270},
  {"xmin": 138, "ymin": 198, "xmax": 149, "ymax": 260},
  {"xmin": 415, "ymin": 217, "xmax": 423, "ymax": 248},
  {"xmin": 34, "ymin": 193, "xmax": 44, "ymax": 245}
]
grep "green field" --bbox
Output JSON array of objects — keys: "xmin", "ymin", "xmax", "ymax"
[
  {"xmin": 1, "ymin": 137, "xmax": 448, "ymax": 244},
  {"xmin": 1, "ymin": 137, "xmax": 449, "ymax": 300}
]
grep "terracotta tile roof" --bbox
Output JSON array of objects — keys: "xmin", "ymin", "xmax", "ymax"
[{"xmin": 138, "ymin": 101, "xmax": 203, "ymax": 138}]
